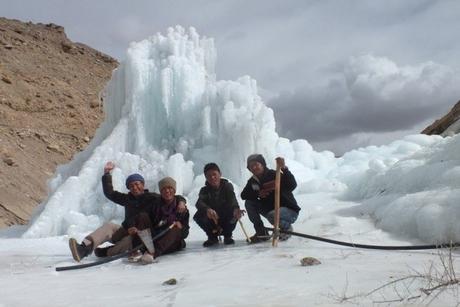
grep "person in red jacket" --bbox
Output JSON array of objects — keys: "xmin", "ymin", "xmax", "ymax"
[{"xmin": 241, "ymin": 154, "xmax": 300, "ymax": 243}]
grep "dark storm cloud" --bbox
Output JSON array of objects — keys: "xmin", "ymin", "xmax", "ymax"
[
  {"xmin": 269, "ymin": 55, "xmax": 460, "ymax": 143},
  {"xmin": 1, "ymin": 0, "xmax": 460, "ymax": 153}
]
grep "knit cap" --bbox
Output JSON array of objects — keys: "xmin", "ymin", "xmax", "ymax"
[
  {"xmin": 158, "ymin": 177, "xmax": 177, "ymax": 191},
  {"xmin": 125, "ymin": 173, "xmax": 145, "ymax": 188}
]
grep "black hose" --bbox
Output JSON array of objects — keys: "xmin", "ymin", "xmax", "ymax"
[{"xmin": 265, "ymin": 227, "xmax": 460, "ymax": 250}]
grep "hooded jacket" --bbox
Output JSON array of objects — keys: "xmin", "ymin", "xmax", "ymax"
[{"xmin": 240, "ymin": 168, "xmax": 300, "ymax": 213}]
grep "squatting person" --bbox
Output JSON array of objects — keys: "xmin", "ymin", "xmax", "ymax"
[
  {"xmin": 241, "ymin": 154, "xmax": 300, "ymax": 243},
  {"xmin": 193, "ymin": 163, "xmax": 244, "ymax": 247}
]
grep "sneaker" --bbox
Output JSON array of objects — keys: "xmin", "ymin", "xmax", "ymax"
[
  {"xmin": 203, "ymin": 236, "xmax": 219, "ymax": 247},
  {"xmin": 69, "ymin": 238, "xmax": 92, "ymax": 262},
  {"xmin": 223, "ymin": 236, "xmax": 235, "ymax": 245},
  {"xmin": 140, "ymin": 252, "xmax": 155, "ymax": 265},
  {"xmin": 249, "ymin": 233, "xmax": 271, "ymax": 244},
  {"xmin": 128, "ymin": 250, "xmax": 143, "ymax": 263},
  {"xmin": 279, "ymin": 225, "xmax": 293, "ymax": 241}
]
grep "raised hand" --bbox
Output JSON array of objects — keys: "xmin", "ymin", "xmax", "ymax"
[{"xmin": 104, "ymin": 161, "xmax": 115, "ymax": 174}]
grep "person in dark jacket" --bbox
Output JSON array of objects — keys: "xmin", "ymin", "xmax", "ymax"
[
  {"xmin": 241, "ymin": 154, "xmax": 300, "ymax": 243},
  {"xmin": 116, "ymin": 176, "xmax": 190, "ymax": 264},
  {"xmin": 194, "ymin": 163, "xmax": 244, "ymax": 247},
  {"xmin": 68, "ymin": 161, "xmax": 186, "ymax": 262}
]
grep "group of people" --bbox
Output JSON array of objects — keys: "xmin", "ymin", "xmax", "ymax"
[{"xmin": 69, "ymin": 154, "xmax": 300, "ymax": 264}]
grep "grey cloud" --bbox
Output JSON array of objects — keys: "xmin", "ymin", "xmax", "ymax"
[
  {"xmin": 269, "ymin": 55, "xmax": 460, "ymax": 145},
  {"xmin": 1, "ymin": 0, "xmax": 460, "ymax": 154}
]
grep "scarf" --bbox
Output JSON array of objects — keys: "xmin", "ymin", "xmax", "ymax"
[{"xmin": 157, "ymin": 198, "xmax": 177, "ymax": 226}]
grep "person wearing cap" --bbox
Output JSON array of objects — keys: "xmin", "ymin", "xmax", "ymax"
[
  {"xmin": 68, "ymin": 161, "xmax": 187, "ymax": 262},
  {"xmin": 116, "ymin": 176, "xmax": 190, "ymax": 264},
  {"xmin": 241, "ymin": 154, "xmax": 300, "ymax": 243},
  {"xmin": 194, "ymin": 163, "xmax": 244, "ymax": 247}
]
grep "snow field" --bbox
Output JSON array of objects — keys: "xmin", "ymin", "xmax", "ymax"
[{"xmin": 2, "ymin": 26, "xmax": 460, "ymax": 306}]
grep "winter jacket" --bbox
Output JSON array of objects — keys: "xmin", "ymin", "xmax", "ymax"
[
  {"xmin": 240, "ymin": 168, "xmax": 300, "ymax": 213},
  {"xmin": 195, "ymin": 179, "xmax": 240, "ymax": 219},
  {"xmin": 101, "ymin": 173, "xmax": 186, "ymax": 229},
  {"xmin": 149, "ymin": 198, "xmax": 190, "ymax": 239}
]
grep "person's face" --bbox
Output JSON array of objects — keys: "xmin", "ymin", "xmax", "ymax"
[
  {"xmin": 248, "ymin": 161, "xmax": 264, "ymax": 177},
  {"xmin": 161, "ymin": 186, "xmax": 176, "ymax": 203},
  {"xmin": 128, "ymin": 181, "xmax": 145, "ymax": 196},
  {"xmin": 205, "ymin": 169, "xmax": 221, "ymax": 189}
]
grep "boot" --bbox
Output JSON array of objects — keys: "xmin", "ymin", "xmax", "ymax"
[
  {"xmin": 249, "ymin": 229, "xmax": 271, "ymax": 244},
  {"xmin": 69, "ymin": 238, "xmax": 92, "ymax": 262},
  {"xmin": 203, "ymin": 236, "xmax": 219, "ymax": 247},
  {"xmin": 279, "ymin": 225, "xmax": 293, "ymax": 241},
  {"xmin": 223, "ymin": 236, "xmax": 235, "ymax": 245}
]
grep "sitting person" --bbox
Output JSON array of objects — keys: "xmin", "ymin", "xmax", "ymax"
[
  {"xmin": 68, "ymin": 162, "xmax": 186, "ymax": 262},
  {"xmin": 114, "ymin": 176, "xmax": 190, "ymax": 264},
  {"xmin": 194, "ymin": 163, "xmax": 244, "ymax": 247},
  {"xmin": 241, "ymin": 154, "xmax": 300, "ymax": 243}
]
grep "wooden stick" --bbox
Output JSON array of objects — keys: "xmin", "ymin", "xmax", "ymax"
[
  {"xmin": 272, "ymin": 161, "xmax": 281, "ymax": 247},
  {"xmin": 238, "ymin": 219, "xmax": 251, "ymax": 243}
]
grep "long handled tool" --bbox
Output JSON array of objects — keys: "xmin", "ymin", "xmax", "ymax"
[
  {"xmin": 238, "ymin": 219, "xmax": 251, "ymax": 243},
  {"xmin": 272, "ymin": 160, "xmax": 282, "ymax": 247}
]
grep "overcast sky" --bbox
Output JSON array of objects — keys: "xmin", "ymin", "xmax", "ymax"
[{"xmin": 2, "ymin": 0, "xmax": 460, "ymax": 154}]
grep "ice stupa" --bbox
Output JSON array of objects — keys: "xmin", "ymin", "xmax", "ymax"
[
  {"xmin": 23, "ymin": 26, "xmax": 308, "ymax": 238},
  {"xmin": 23, "ymin": 26, "xmax": 460, "ymax": 245}
]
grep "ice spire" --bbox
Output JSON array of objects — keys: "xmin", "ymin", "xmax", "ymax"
[{"xmin": 23, "ymin": 26, "xmax": 279, "ymax": 237}]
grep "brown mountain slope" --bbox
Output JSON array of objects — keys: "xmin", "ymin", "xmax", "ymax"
[
  {"xmin": 422, "ymin": 100, "xmax": 460, "ymax": 136},
  {"xmin": 0, "ymin": 17, "xmax": 118, "ymax": 228}
]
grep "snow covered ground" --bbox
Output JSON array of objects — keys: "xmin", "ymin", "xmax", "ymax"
[
  {"xmin": 2, "ymin": 193, "xmax": 459, "ymax": 306},
  {"xmin": 2, "ymin": 27, "xmax": 460, "ymax": 306}
]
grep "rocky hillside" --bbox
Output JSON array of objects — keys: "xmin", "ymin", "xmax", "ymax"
[
  {"xmin": 422, "ymin": 100, "xmax": 460, "ymax": 136},
  {"xmin": 0, "ymin": 17, "xmax": 118, "ymax": 228}
]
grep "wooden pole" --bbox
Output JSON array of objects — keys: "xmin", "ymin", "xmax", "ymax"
[
  {"xmin": 238, "ymin": 219, "xmax": 251, "ymax": 243},
  {"xmin": 272, "ymin": 161, "xmax": 281, "ymax": 247}
]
